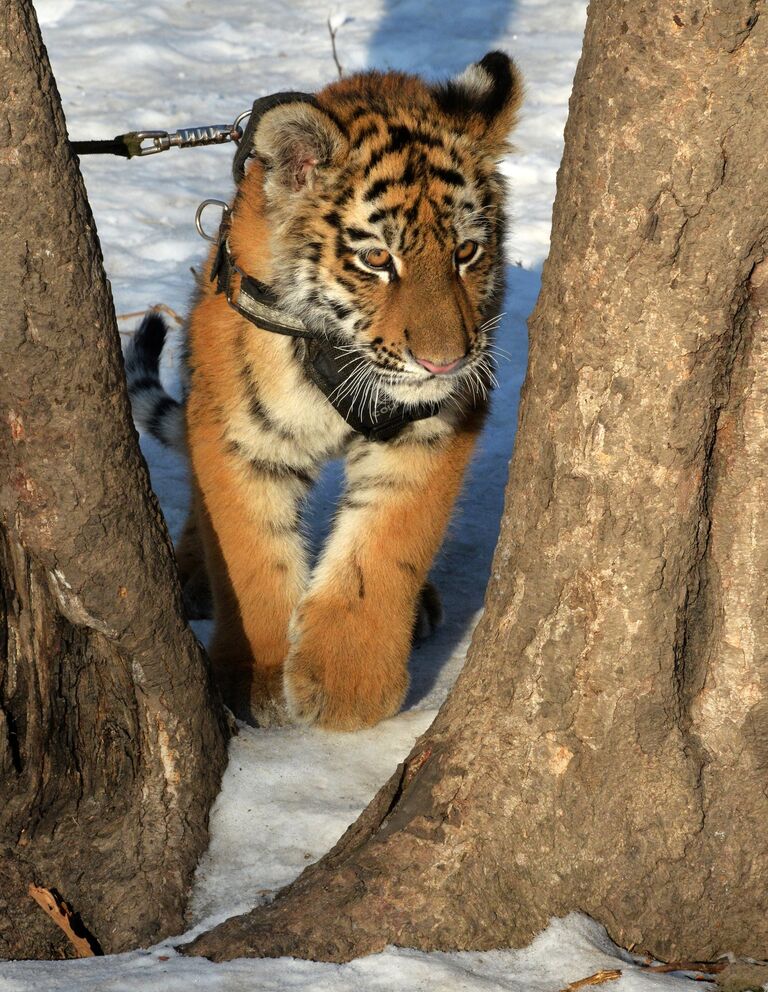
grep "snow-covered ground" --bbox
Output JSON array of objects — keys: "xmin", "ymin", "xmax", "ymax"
[
  {"xmin": 1, "ymin": 914, "xmax": 706, "ymax": 992},
  {"xmin": 1, "ymin": 1, "xmax": 718, "ymax": 990}
]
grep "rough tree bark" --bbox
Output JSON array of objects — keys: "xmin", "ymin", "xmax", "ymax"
[
  {"xmin": 0, "ymin": 0, "xmax": 229, "ymax": 959},
  {"xmin": 186, "ymin": 0, "xmax": 768, "ymax": 964}
]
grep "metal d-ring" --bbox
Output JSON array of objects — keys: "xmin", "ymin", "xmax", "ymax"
[
  {"xmin": 195, "ymin": 198, "xmax": 228, "ymax": 243},
  {"xmin": 232, "ymin": 108, "xmax": 252, "ymax": 141}
]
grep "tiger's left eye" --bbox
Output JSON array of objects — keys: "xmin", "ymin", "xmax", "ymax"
[
  {"xmin": 455, "ymin": 240, "xmax": 479, "ymax": 265},
  {"xmin": 361, "ymin": 247, "xmax": 392, "ymax": 270}
]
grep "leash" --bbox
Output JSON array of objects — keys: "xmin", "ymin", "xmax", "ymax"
[
  {"xmin": 76, "ymin": 92, "xmax": 452, "ymax": 442},
  {"xmin": 71, "ymin": 92, "xmax": 313, "ymax": 175},
  {"xmin": 71, "ymin": 111, "xmax": 252, "ymax": 160}
]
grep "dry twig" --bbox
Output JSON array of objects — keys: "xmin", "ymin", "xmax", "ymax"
[
  {"xmin": 560, "ymin": 970, "xmax": 622, "ymax": 992},
  {"xmin": 644, "ymin": 960, "xmax": 727, "ymax": 975},
  {"xmin": 327, "ymin": 17, "xmax": 343, "ymax": 79},
  {"xmin": 28, "ymin": 884, "xmax": 101, "ymax": 957},
  {"xmin": 116, "ymin": 303, "xmax": 184, "ymax": 328}
]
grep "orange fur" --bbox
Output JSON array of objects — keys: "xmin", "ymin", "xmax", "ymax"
[{"xmin": 181, "ymin": 55, "xmax": 520, "ymax": 728}]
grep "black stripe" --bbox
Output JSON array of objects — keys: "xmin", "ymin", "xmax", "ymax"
[
  {"xmin": 367, "ymin": 206, "xmax": 398, "ymax": 225},
  {"xmin": 342, "ymin": 259, "xmax": 378, "ymax": 281},
  {"xmin": 345, "ymin": 226, "xmax": 378, "ymax": 243},
  {"xmin": 227, "ymin": 440, "xmax": 313, "ymax": 485},
  {"xmin": 394, "ymin": 432, "xmax": 447, "ymax": 449},
  {"xmin": 335, "ymin": 273, "xmax": 359, "ymax": 294},
  {"xmin": 353, "ymin": 122, "xmax": 381, "ymax": 144},
  {"xmin": 334, "ymin": 184, "xmax": 355, "ymax": 207},
  {"xmin": 329, "ymin": 299, "xmax": 353, "ymax": 321},
  {"xmin": 301, "ymin": 241, "xmax": 323, "ymax": 262},
  {"xmin": 429, "ymin": 165, "xmax": 466, "ymax": 187},
  {"xmin": 239, "ymin": 365, "xmax": 297, "ymax": 442},
  {"xmin": 268, "ymin": 518, "xmax": 300, "ymax": 536},
  {"xmin": 335, "ymin": 230, "xmax": 351, "ymax": 261},
  {"xmin": 147, "ymin": 395, "xmax": 179, "ymax": 434},
  {"xmin": 127, "ymin": 375, "xmax": 161, "ymax": 394},
  {"xmin": 339, "ymin": 496, "xmax": 370, "ymax": 511},
  {"xmin": 317, "ymin": 103, "xmax": 348, "ymax": 138},
  {"xmin": 345, "ymin": 446, "xmax": 368, "ymax": 465},
  {"xmin": 355, "ymin": 476, "xmax": 411, "ymax": 491},
  {"xmin": 344, "ymin": 104, "xmax": 371, "ymax": 123},
  {"xmin": 250, "ymin": 458, "xmax": 313, "ymax": 486},
  {"xmin": 354, "ymin": 561, "xmax": 366, "ymax": 599},
  {"xmin": 362, "ymin": 145, "xmax": 388, "ymax": 178},
  {"xmin": 404, "ymin": 202, "xmax": 420, "ymax": 226},
  {"xmin": 248, "ymin": 393, "xmax": 296, "ymax": 441},
  {"xmin": 364, "ymin": 177, "xmax": 394, "ymax": 202},
  {"xmin": 386, "ymin": 124, "xmax": 443, "ymax": 152}
]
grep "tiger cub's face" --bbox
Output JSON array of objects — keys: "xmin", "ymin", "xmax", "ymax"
[{"xmin": 246, "ymin": 53, "xmax": 521, "ymax": 409}]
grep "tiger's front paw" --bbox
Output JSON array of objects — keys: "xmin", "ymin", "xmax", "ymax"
[{"xmin": 283, "ymin": 637, "xmax": 408, "ymax": 732}]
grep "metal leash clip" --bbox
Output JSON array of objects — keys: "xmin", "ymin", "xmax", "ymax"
[
  {"xmin": 72, "ymin": 108, "xmax": 251, "ymax": 160},
  {"xmin": 133, "ymin": 124, "xmax": 240, "ymax": 156}
]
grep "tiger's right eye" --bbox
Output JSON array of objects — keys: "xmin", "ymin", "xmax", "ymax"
[
  {"xmin": 455, "ymin": 239, "xmax": 479, "ymax": 265},
  {"xmin": 360, "ymin": 247, "xmax": 392, "ymax": 271}
]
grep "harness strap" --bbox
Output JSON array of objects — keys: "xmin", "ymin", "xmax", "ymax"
[
  {"xmin": 232, "ymin": 91, "xmax": 319, "ymax": 184},
  {"xmin": 301, "ymin": 338, "xmax": 441, "ymax": 442},
  {"xmin": 211, "ymin": 234, "xmax": 313, "ymax": 338}
]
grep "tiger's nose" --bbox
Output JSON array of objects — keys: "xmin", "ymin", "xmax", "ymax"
[{"xmin": 414, "ymin": 355, "xmax": 465, "ymax": 375}]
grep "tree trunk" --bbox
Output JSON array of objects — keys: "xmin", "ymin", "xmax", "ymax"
[
  {"xmin": 185, "ymin": 0, "xmax": 768, "ymax": 964},
  {"xmin": 0, "ymin": 0, "xmax": 229, "ymax": 959}
]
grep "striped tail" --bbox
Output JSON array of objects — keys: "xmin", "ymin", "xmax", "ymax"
[{"xmin": 123, "ymin": 312, "xmax": 186, "ymax": 451}]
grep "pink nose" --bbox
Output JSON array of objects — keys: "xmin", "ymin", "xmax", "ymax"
[{"xmin": 415, "ymin": 356, "xmax": 462, "ymax": 375}]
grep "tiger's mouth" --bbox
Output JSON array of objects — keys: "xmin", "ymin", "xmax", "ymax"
[{"xmin": 331, "ymin": 341, "xmax": 495, "ymax": 412}]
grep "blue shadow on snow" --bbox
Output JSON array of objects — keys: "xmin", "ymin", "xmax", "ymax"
[{"xmin": 366, "ymin": 0, "xmax": 517, "ymax": 78}]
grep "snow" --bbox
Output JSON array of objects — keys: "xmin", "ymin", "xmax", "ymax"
[
  {"xmin": 1, "ymin": 1, "xmax": 715, "ymax": 990},
  {"xmin": 0, "ymin": 915, "xmax": 703, "ymax": 991}
]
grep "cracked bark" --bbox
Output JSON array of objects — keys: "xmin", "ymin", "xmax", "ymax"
[
  {"xmin": 0, "ymin": 0, "xmax": 228, "ymax": 959},
  {"xmin": 185, "ymin": 0, "xmax": 768, "ymax": 964}
]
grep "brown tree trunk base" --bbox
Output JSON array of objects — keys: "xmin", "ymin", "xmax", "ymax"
[
  {"xmin": 185, "ymin": 0, "xmax": 768, "ymax": 965},
  {"xmin": 0, "ymin": 0, "xmax": 229, "ymax": 959}
]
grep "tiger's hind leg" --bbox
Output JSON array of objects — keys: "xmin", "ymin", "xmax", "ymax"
[
  {"xmin": 413, "ymin": 580, "xmax": 442, "ymax": 642},
  {"xmin": 175, "ymin": 489, "xmax": 213, "ymax": 619}
]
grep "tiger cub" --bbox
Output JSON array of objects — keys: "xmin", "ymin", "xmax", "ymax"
[{"xmin": 127, "ymin": 52, "xmax": 521, "ymax": 730}]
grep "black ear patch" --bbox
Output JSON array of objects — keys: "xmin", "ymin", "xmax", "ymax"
[
  {"xmin": 475, "ymin": 52, "xmax": 518, "ymax": 120},
  {"xmin": 434, "ymin": 51, "xmax": 522, "ymax": 146}
]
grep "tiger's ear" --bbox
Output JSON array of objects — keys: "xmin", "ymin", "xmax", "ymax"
[
  {"xmin": 434, "ymin": 52, "xmax": 522, "ymax": 153},
  {"xmin": 252, "ymin": 101, "xmax": 348, "ymax": 192}
]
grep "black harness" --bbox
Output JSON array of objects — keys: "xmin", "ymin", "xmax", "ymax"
[{"xmin": 213, "ymin": 91, "xmax": 442, "ymax": 443}]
